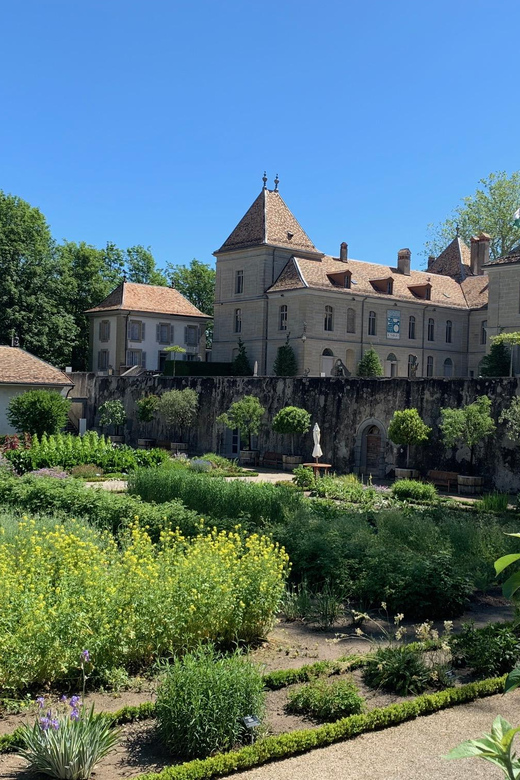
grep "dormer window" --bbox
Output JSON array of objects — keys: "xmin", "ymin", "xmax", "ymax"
[
  {"xmin": 408, "ymin": 283, "xmax": 432, "ymax": 300},
  {"xmin": 327, "ymin": 270, "xmax": 351, "ymax": 289},
  {"xmin": 370, "ymin": 277, "xmax": 393, "ymax": 294}
]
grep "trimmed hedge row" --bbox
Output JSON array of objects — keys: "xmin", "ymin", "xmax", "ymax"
[
  {"xmin": 0, "ymin": 475, "xmax": 203, "ymax": 539},
  {"xmin": 134, "ymin": 676, "xmax": 506, "ymax": 780},
  {"xmin": 263, "ymin": 656, "xmax": 364, "ymax": 690}
]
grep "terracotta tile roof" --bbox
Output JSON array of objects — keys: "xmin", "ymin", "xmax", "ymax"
[
  {"xmin": 216, "ymin": 189, "xmax": 319, "ymax": 254},
  {"xmin": 86, "ymin": 282, "xmax": 211, "ymax": 318},
  {"xmin": 0, "ymin": 347, "xmax": 73, "ymax": 386},
  {"xmin": 484, "ymin": 243, "xmax": 520, "ymax": 266},
  {"xmin": 427, "ymin": 237, "xmax": 472, "ymax": 280},
  {"xmin": 268, "ymin": 255, "xmax": 489, "ymax": 309},
  {"xmin": 461, "ymin": 276, "xmax": 489, "ymax": 308}
]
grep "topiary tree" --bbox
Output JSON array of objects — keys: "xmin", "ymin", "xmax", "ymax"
[
  {"xmin": 217, "ymin": 396, "xmax": 265, "ymax": 450},
  {"xmin": 357, "ymin": 348, "xmax": 383, "ymax": 377},
  {"xmin": 273, "ymin": 338, "xmax": 298, "ymax": 376},
  {"xmin": 388, "ymin": 409, "xmax": 431, "ymax": 468},
  {"xmin": 164, "ymin": 345, "xmax": 186, "ymax": 376},
  {"xmin": 157, "ymin": 388, "xmax": 199, "ymax": 442},
  {"xmin": 7, "ymin": 389, "xmax": 71, "ymax": 438},
  {"xmin": 480, "ymin": 340, "xmax": 511, "ymax": 377},
  {"xmin": 136, "ymin": 395, "xmax": 159, "ymax": 436},
  {"xmin": 272, "ymin": 406, "xmax": 311, "ymax": 454},
  {"xmin": 499, "ymin": 396, "xmax": 520, "ymax": 443},
  {"xmin": 232, "ymin": 338, "xmax": 253, "ymax": 376},
  {"xmin": 440, "ymin": 395, "xmax": 495, "ymax": 473},
  {"xmin": 98, "ymin": 399, "xmax": 126, "ymax": 435}
]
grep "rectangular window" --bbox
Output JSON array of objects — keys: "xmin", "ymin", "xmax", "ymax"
[
  {"xmin": 185, "ymin": 325, "xmax": 199, "ymax": 345},
  {"xmin": 128, "ymin": 320, "xmax": 144, "ymax": 341},
  {"xmin": 126, "ymin": 349, "xmax": 143, "ymax": 366},
  {"xmin": 426, "ymin": 356, "xmax": 434, "ymax": 377},
  {"xmin": 157, "ymin": 323, "xmax": 173, "ymax": 344},
  {"xmin": 279, "ymin": 305, "xmax": 288, "ymax": 331},
  {"xmin": 481, "ymin": 320, "xmax": 487, "ymax": 345},
  {"xmin": 97, "ymin": 349, "xmax": 109, "ymax": 370},
  {"xmin": 99, "ymin": 320, "xmax": 110, "ymax": 342},
  {"xmin": 234, "ymin": 309, "xmax": 242, "ymax": 334},
  {"xmin": 235, "ymin": 270, "xmax": 244, "ymax": 294},
  {"xmin": 368, "ymin": 311, "xmax": 376, "ymax": 336},
  {"xmin": 158, "ymin": 351, "xmax": 169, "ymax": 372}
]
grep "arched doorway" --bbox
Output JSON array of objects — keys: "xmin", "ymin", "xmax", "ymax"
[
  {"xmin": 321, "ymin": 348, "xmax": 334, "ymax": 376},
  {"xmin": 354, "ymin": 417, "xmax": 387, "ymax": 478},
  {"xmin": 385, "ymin": 353, "xmax": 398, "ymax": 377}
]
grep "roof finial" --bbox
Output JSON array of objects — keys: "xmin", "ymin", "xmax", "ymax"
[
  {"xmin": 274, "ymin": 173, "xmax": 279, "ymax": 191},
  {"xmin": 455, "ymin": 223, "xmax": 460, "ymax": 238},
  {"xmin": 262, "ymin": 171, "xmax": 268, "ymax": 189},
  {"xmin": 122, "ymin": 271, "xmax": 127, "ymax": 283}
]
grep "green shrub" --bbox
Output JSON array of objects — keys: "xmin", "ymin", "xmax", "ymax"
[
  {"xmin": 477, "ymin": 491, "xmax": 510, "ymax": 513},
  {"xmin": 128, "ymin": 468, "xmax": 304, "ymax": 525},
  {"xmin": 292, "ymin": 465, "xmax": 316, "ymax": 489},
  {"xmin": 98, "ymin": 400, "xmax": 126, "ymax": 431},
  {"xmin": 362, "ymin": 646, "xmax": 432, "ymax": 695},
  {"xmin": 450, "ymin": 622, "xmax": 520, "ymax": 678},
  {"xmin": 286, "ymin": 678, "xmax": 364, "ymax": 721},
  {"xmin": 391, "ymin": 479, "xmax": 437, "ymax": 502},
  {"xmin": 70, "ymin": 464, "xmax": 104, "ymax": 479},
  {"xmin": 7, "ymin": 390, "xmax": 71, "ymax": 437},
  {"xmin": 156, "ymin": 646, "xmax": 265, "ymax": 759}
]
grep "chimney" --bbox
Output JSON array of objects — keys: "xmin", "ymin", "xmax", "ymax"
[
  {"xmin": 470, "ymin": 233, "xmax": 490, "ymax": 275},
  {"xmin": 340, "ymin": 242, "xmax": 348, "ymax": 262},
  {"xmin": 397, "ymin": 248, "xmax": 411, "ymax": 275},
  {"xmin": 427, "ymin": 255, "xmax": 436, "ymax": 270}
]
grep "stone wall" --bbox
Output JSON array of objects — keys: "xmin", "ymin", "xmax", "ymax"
[{"xmin": 70, "ymin": 374, "xmax": 520, "ymax": 492}]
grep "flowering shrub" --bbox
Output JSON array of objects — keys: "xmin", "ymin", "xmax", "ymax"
[
  {"xmin": 0, "ymin": 518, "xmax": 289, "ymax": 691},
  {"xmin": 29, "ymin": 467, "xmax": 69, "ymax": 479}
]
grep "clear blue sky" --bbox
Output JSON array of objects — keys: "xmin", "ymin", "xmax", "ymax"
[{"xmin": 1, "ymin": 0, "xmax": 518, "ymax": 271}]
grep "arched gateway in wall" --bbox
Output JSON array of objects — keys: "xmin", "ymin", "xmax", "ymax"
[{"xmin": 354, "ymin": 417, "xmax": 387, "ymax": 479}]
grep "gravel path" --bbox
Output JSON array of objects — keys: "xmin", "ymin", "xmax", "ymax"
[{"xmin": 233, "ymin": 691, "xmax": 520, "ymax": 780}]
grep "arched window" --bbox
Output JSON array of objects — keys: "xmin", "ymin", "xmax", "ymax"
[
  {"xmin": 408, "ymin": 315, "xmax": 416, "ymax": 340},
  {"xmin": 446, "ymin": 320, "xmax": 452, "ymax": 343},
  {"xmin": 324, "ymin": 305, "xmax": 334, "ymax": 332},
  {"xmin": 234, "ymin": 308, "xmax": 242, "ymax": 333},
  {"xmin": 481, "ymin": 320, "xmax": 487, "ymax": 345},
  {"xmin": 347, "ymin": 307, "xmax": 356, "ymax": 333},
  {"xmin": 408, "ymin": 354, "xmax": 418, "ymax": 377},
  {"xmin": 322, "ymin": 348, "xmax": 334, "ymax": 356},
  {"xmin": 426, "ymin": 355, "xmax": 434, "ymax": 377},
  {"xmin": 386, "ymin": 353, "xmax": 398, "ymax": 378},
  {"xmin": 368, "ymin": 310, "xmax": 377, "ymax": 336},
  {"xmin": 279, "ymin": 305, "xmax": 287, "ymax": 331},
  {"xmin": 443, "ymin": 358, "xmax": 453, "ymax": 377},
  {"xmin": 427, "ymin": 318, "xmax": 435, "ymax": 342}
]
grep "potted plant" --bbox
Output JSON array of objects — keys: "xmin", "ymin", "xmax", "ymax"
[
  {"xmin": 440, "ymin": 395, "xmax": 495, "ymax": 494},
  {"xmin": 272, "ymin": 406, "xmax": 311, "ymax": 470},
  {"xmin": 388, "ymin": 408, "xmax": 431, "ymax": 480},
  {"xmin": 98, "ymin": 400, "xmax": 126, "ymax": 443},
  {"xmin": 157, "ymin": 388, "xmax": 198, "ymax": 453},
  {"xmin": 136, "ymin": 395, "xmax": 159, "ymax": 449},
  {"xmin": 217, "ymin": 395, "xmax": 265, "ymax": 465}
]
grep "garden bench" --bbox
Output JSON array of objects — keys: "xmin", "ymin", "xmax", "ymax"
[
  {"xmin": 261, "ymin": 451, "xmax": 284, "ymax": 469},
  {"xmin": 426, "ymin": 470, "xmax": 459, "ymax": 492}
]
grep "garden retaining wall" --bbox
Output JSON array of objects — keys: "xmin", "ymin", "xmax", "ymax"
[{"xmin": 69, "ymin": 374, "xmax": 520, "ymax": 492}]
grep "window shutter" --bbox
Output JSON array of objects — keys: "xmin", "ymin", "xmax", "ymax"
[
  {"xmin": 126, "ymin": 350, "xmax": 131, "ymax": 365},
  {"xmin": 98, "ymin": 351, "xmax": 102, "ymax": 369},
  {"xmin": 184, "ymin": 326, "xmax": 188, "ymax": 344},
  {"xmin": 141, "ymin": 322, "xmax": 145, "ymax": 340},
  {"xmin": 170, "ymin": 324, "xmax": 174, "ymax": 344},
  {"xmin": 98, "ymin": 322, "xmax": 102, "ymax": 340},
  {"xmin": 142, "ymin": 352, "xmax": 146, "ymax": 368},
  {"xmin": 156, "ymin": 324, "xmax": 160, "ymax": 342}
]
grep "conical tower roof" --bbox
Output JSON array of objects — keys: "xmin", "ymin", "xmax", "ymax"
[
  {"xmin": 216, "ymin": 187, "xmax": 319, "ymax": 254},
  {"xmin": 428, "ymin": 237, "xmax": 472, "ymax": 281}
]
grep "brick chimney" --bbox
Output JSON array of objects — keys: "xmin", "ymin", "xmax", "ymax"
[
  {"xmin": 340, "ymin": 242, "xmax": 348, "ymax": 262},
  {"xmin": 397, "ymin": 248, "xmax": 411, "ymax": 275},
  {"xmin": 470, "ymin": 233, "xmax": 490, "ymax": 275},
  {"xmin": 427, "ymin": 255, "xmax": 436, "ymax": 270}
]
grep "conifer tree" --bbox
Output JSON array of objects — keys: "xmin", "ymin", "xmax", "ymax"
[
  {"xmin": 273, "ymin": 338, "xmax": 298, "ymax": 376},
  {"xmin": 232, "ymin": 338, "xmax": 253, "ymax": 376},
  {"xmin": 480, "ymin": 340, "xmax": 512, "ymax": 377},
  {"xmin": 357, "ymin": 348, "xmax": 383, "ymax": 377}
]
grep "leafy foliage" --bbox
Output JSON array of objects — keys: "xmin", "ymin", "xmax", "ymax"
[
  {"xmin": 136, "ymin": 395, "xmax": 159, "ymax": 423},
  {"xmin": 272, "ymin": 406, "xmax": 311, "ymax": 435},
  {"xmin": 287, "ymin": 678, "xmax": 364, "ymax": 721},
  {"xmin": 451, "ymin": 623, "xmax": 520, "ymax": 678},
  {"xmin": 363, "ymin": 646, "xmax": 432, "ymax": 695},
  {"xmin": 425, "ymin": 171, "xmax": 520, "ymax": 262},
  {"xmin": 7, "ymin": 390, "xmax": 71, "ymax": 437},
  {"xmin": 231, "ymin": 337, "xmax": 253, "ymax": 376},
  {"xmin": 357, "ymin": 348, "xmax": 383, "ymax": 377},
  {"xmin": 391, "ymin": 479, "xmax": 437, "ymax": 502},
  {"xmin": 273, "ymin": 340, "xmax": 298, "ymax": 376},
  {"xmin": 480, "ymin": 340, "xmax": 511, "ymax": 377},
  {"xmin": 156, "ymin": 646, "xmax": 265, "ymax": 759},
  {"xmin": 445, "ymin": 714, "xmax": 520, "ymax": 779},
  {"xmin": 500, "ymin": 397, "xmax": 520, "ymax": 443},
  {"xmin": 157, "ymin": 388, "xmax": 199, "ymax": 439},
  {"xmin": 388, "ymin": 409, "xmax": 431, "ymax": 467},
  {"xmin": 440, "ymin": 395, "xmax": 496, "ymax": 468},
  {"xmin": 98, "ymin": 399, "xmax": 126, "ymax": 430},
  {"xmin": 217, "ymin": 395, "xmax": 265, "ymax": 449},
  {"xmin": 165, "ymin": 258, "xmax": 215, "ymax": 345}
]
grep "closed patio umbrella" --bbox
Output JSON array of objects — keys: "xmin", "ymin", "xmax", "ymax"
[{"xmin": 312, "ymin": 423, "xmax": 323, "ymax": 462}]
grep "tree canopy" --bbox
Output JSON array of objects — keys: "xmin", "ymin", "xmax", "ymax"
[
  {"xmin": 425, "ymin": 171, "xmax": 520, "ymax": 262},
  {"xmin": 7, "ymin": 390, "xmax": 71, "ymax": 437},
  {"xmin": 357, "ymin": 348, "xmax": 383, "ymax": 377},
  {"xmin": 440, "ymin": 395, "xmax": 495, "ymax": 469},
  {"xmin": 273, "ymin": 340, "xmax": 298, "ymax": 376}
]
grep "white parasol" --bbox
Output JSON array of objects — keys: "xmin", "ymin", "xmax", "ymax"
[{"xmin": 312, "ymin": 423, "xmax": 323, "ymax": 462}]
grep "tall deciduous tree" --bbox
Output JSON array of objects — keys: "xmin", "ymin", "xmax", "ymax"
[
  {"xmin": 0, "ymin": 191, "xmax": 77, "ymax": 366},
  {"xmin": 165, "ymin": 259, "xmax": 215, "ymax": 344},
  {"xmin": 440, "ymin": 395, "xmax": 495, "ymax": 472},
  {"xmin": 425, "ymin": 171, "xmax": 520, "ymax": 262},
  {"xmin": 125, "ymin": 245, "xmax": 167, "ymax": 285}
]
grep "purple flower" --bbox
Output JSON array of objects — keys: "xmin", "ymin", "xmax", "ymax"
[
  {"xmin": 70, "ymin": 708, "xmax": 80, "ymax": 722},
  {"xmin": 60, "ymin": 695, "xmax": 67, "ymax": 703},
  {"xmin": 69, "ymin": 696, "xmax": 80, "ymax": 708},
  {"xmin": 39, "ymin": 717, "xmax": 50, "ymax": 731},
  {"xmin": 36, "ymin": 697, "xmax": 45, "ymax": 709},
  {"xmin": 80, "ymin": 649, "xmax": 90, "ymax": 663},
  {"xmin": 51, "ymin": 718, "xmax": 60, "ymax": 731}
]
